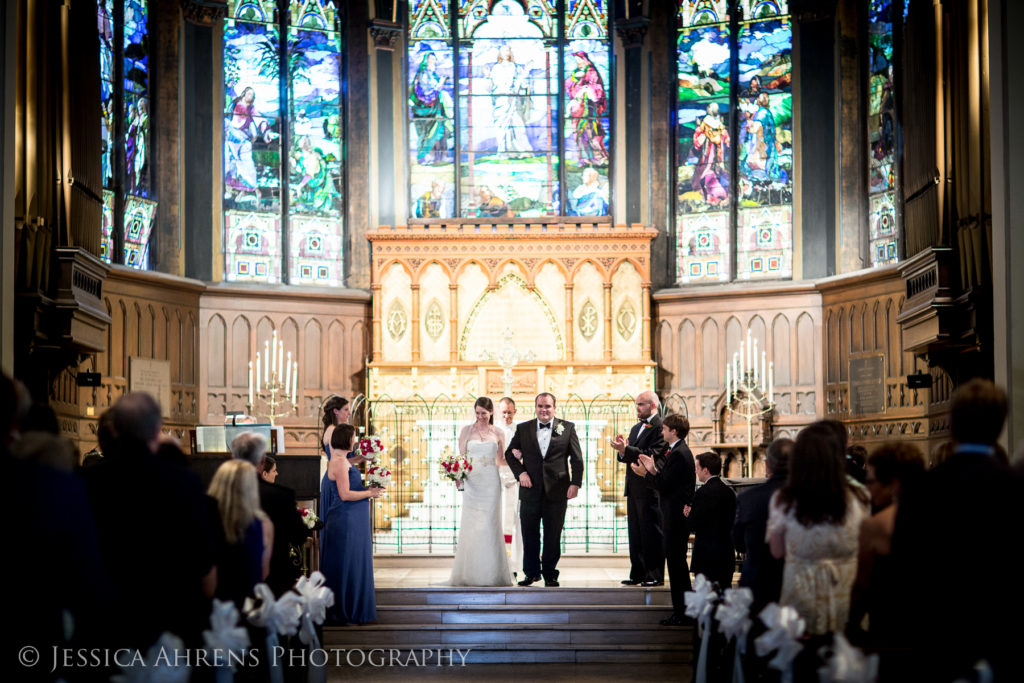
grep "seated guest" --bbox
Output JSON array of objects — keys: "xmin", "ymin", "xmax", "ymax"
[
  {"xmin": 322, "ymin": 424, "xmax": 380, "ymax": 624},
  {"xmin": 231, "ymin": 433, "xmax": 309, "ymax": 597},
  {"xmin": 845, "ymin": 444, "xmax": 868, "ymax": 486},
  {"xmin": 260, "ymin": 455, "xmax": 278, "ymax": 483},
  {"xmin": 82, "ymin": 392, "xmax": 217, "ymax": 649},
  {"xmin": 635, "ymin": 413, "xmax": 696, "ymax": 625},
  {"xmin": 768, "ymin": 422, "xmax": 864, "ymax": 636},
  {"xmin": 733, "ymin": 437, "xmax": 793, "ymax": 612},
  {"xmin": 208, "ymin": 459, "xmax": 273, "ymax": 606},
  {"xmin": 687, "ymin": 452, "xmax": 737, "ymax": 589},
  {"xmin": 850, "ymin": 441, "xmax": 924, "ymax": 646},
  {"xmin": 891, "ymin": 380, "xmax": 1024, "ymax": 681}
]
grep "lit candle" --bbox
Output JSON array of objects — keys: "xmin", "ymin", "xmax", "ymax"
[
  {"xmin": 768, "ymin": 361, "xmax": 774, "ymax": 404},
  {"xmin": 284, "ymin": 351, "xmax": 292, "ymax": 396},
  {"xmin": 761, "ymin": 351, "xmax": 767, "ymax": 392},
  {"xmin": 248, "ymin": 361, "xmax": 254, "ymax": 406},
  {"xmin": 255, "ymin": 352, "xmax": 261, "ymax": 393}
]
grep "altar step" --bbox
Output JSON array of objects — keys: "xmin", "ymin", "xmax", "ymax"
[{"xmin": 322, "ymin": 586, "xmax": 694, "ymax": 665}]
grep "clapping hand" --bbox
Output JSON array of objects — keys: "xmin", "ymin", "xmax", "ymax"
[
  {"xmin": 683, "ymin": 504, "xmax": 691, "ymax": 517},
  {"xmin": 629, "ymin": 462, "xmax": 646, "ymax": 477},
  {"xmin": 609, "ymin": 434, "xmax": 627, "ymax": 454},
  {"xmin": 637, "ymin": 453, "xmax": 657, "ymax": 474}
]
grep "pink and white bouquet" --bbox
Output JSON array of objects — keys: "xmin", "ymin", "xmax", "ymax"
[
  {"xmin": 357, "ymin": 436, "xmax": 386, "ymax": 462},
  {"xmin": 365, "ymin": 464, "xmax": 392, "ymax": 489},
  {"xmin": 439, "ymin": 452, "xmax": 472, "ymax": 485},
  {"xmin": 299, "ymin": 507, "xmax": 319, "ymax": 530}
]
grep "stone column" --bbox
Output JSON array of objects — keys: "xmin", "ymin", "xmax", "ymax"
[
  {"xmin": 564, "ymin": 283, "xmax": 575, "ymax": 362},
  {"xmin": 449, "ymin": 283, "xmax": 458, "ymax": 362},
  {"xmin": 603, "ymin": 281, "xmax": 613, "ymax": 361}
]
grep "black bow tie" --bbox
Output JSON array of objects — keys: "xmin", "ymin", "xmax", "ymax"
[{"xmin": 538, "ymin": 422, "xmax": 551, "ymax": 430}]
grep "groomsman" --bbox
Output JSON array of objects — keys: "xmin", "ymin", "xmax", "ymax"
[
  {"xmin": 611, "ymin": 391, "xmax": 667, "ymax": 586},
  {"xmin": 497, "ymin": 397, "xmax": 522, "ymax": 576}
]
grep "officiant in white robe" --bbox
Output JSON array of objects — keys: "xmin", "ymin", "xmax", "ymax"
[{"xmin": 498, "ymin": 397, "xmax": 523, "ymax": 576}]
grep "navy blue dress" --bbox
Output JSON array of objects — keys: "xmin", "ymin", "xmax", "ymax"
[
  {"xmin": 321, "ymin": 464, "xmax": 376, "ymax": 624},
  {"xmin": 320, "ymin": 443, "xmax": 333, "ymax": 520}
]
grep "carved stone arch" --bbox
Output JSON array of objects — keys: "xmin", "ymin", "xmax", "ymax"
[
  {"xmin": 608, "ymin": 256, "xmax": 644, "ymax": 280},
  {"xmin": 702, "ymin": 317, "xmax": 720, "ymax": 389},
  {"xmin": 796, "ymin": 312, "xmax": 815, "ymax": 385},
  {"xmin": 679, "ymin": 319, "xmax": 697, "ymax": 390},
  {"xmin": 872, "ymin": 300, "xmax": 883, "ymax": 351},
  {"xmin": 772, "ymin": 313, "xmax": 792, "ymax": 387},
  {"xmin": 536, "ymin": 257, "xmax": 570, "ymax": 280},
  {"xmin": 378, "ymin": 258, "xmax": 415, "ymax": 281},
  {"xmin": 183, "ymin": 311, "xmax": 198, "ymax": 386},
  {"xmin": 495, "ymin": 258, "xmax": 531, "ymax": 284},
  {"xmin": 655, "ymin": 320, "xmax": 675, "ymax": 392},
  {"xmin": 456, "ymin": 258, "xmax": 490, "ymax": 282},
  {"xmin": 304, "ymin": 318, "xmax": 323, "ymax": 393},
  {"xmin": 328, "ymin": 320, "xmax": 346, "ymax": 390},
  {"xmin": 231, "ymin": 315, "xmax": 251, "ymax": 389},
  {"xmin": 208, "ymin": 314, "xmax": 227, "ymax": 388},
  {"xmin": 458, "ymin": 272, "xmax": 565, "ymax": 361},
  {"xmin": 570, "ymin": 257, "xmax": 607, "ymax": 282},
  {"xmin": 415, "ymin": 258, "xmax": 453, "ymax": 283}
]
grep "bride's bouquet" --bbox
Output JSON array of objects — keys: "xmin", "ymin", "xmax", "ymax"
[
  {"xmin": 365, "ymin": 464, "xmax": 392, "ymax": 489},
  {"xmin": 299, "ymin": 507, "xmax": 320, "ymax": 530},
  {"xmin": 439, "ymin": 451, "xmax": 472, "ymax": 488},
  {"xmin": 357, "ymin": 435, "xmax": 386, "ymax": 462}
]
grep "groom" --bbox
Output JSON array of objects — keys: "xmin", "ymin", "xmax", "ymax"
[{"xmin": 505, "ymin": 392, "xmax": 584, "ymax": 587}]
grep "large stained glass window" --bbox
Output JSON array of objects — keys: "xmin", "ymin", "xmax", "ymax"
[
  {"xmin": 675, "ymin": 1, "xmax": 792, "ymax": 284},
  {"xmin": 223, "ymin": 0, "xmax": 344, "ymax": 285},
  {"xmin": 407, "ymin": 0, "xmax": 612, "ymax": 219},
  {"xmin": 867, "ymin": 0, "xmax": 899, "ymax": 266},
  {"xmin": 97, "ymin": 0, "xmax": 156, "ymax": 269}
]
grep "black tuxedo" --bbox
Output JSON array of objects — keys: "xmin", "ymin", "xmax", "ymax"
[
  {"xmin": 506, "ymin": 417, "xmax": 584, "ymax": 581},
  {"xmin": 258, "ymin": 477, "xmax": 310, "ymax": 597},
  {"xmin": 689, "ymin": 476, "xmax": 737, "ymax": 589},
  {"xmin": 732, "ymin": 474, "xmax": 785, "ymax": 611},
  {"xmin": 618, "ymin": 415, "xmax": 667, "ymax": 582},
  {"xmin": 644, "ymin": 439, "xmax": 696, "ymax": 615}
]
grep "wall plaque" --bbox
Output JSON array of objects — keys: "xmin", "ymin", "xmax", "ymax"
[
  {"xmin": 129, "ymin": 357, "xmax": 172, "ymax": 417},
  {"xmin": 849, "ymin": 355, "xmax": 885, "ymax": 415}
]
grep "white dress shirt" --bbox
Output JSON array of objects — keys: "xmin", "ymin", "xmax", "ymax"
[{"xmin": 536, "ymin": 419, "xmax": 553, "ymax": 458}]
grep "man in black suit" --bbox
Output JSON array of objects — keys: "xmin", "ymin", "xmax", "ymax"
[
  {"xmin": 635, "ymin": 413, "xmax": 696, "ymax": 625},
  {"xmin": 506, "ymin": 392, "xmax": 584, "ymax": 587},
  {"xmin": 231, "ymin": 432, "xmax": 310, "ymax": 596},
  {"xmin": 611, "ymin": 391, "xmax": 667, "ymax": 586},
  {"xmin": 687, "ymin": 451, "xmax": 736, "ymax": 589},
  {"xmin": 733, "ymin": 437, "xmax": 792, "ymax": 611}
]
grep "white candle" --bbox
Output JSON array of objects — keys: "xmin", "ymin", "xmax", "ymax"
[
  {"xmin": 284, "ymin": 351, "xmax": 292, "ymax": 395},
  {"xmin": 248, "ymin": 361, "xmax": 254, "ymax": 406},
  {"xmin": 768, "ymin": 361, "xmax": 774, "ymax": 404},
  {"xmin": 264, "ymin": 340, "xmax": 270, "ymax": 383},
  {"xmin": 761, "ymin": 351, "xmax": 767, "ymax": 392},
  {"xmin": 272, "ymin": 331, "xmax": 278, "ymax": 375}
]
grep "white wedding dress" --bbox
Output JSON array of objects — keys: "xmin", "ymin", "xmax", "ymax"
[{"xmin": 449, "ymin": 440, "xmax": 513, "ymax": 586}]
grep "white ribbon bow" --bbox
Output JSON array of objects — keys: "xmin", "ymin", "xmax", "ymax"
[
  {"xmin": 245, "ymin": 584, "xmax": 304, "ymax": 683},
  {"xmin": 685, "ymin": 574, "xmax": 720, "ymax": 683},
  {"xmin": 203, "ymin": 600, "xmax": 251, "ymax": 683},
  {"xmin": 115, "ymin": 632, "xmax": 191, "ymax": 683},
  {"xmin": 817, "ymin": 633, "xmax": 879, "ymax": 683},
  {"xmin": 294, "ymin": 572, "xmax": 335, "ymax": 683},
  {"xmin": 754, "ymin": 603, "xmax": 805, "ymax": 683},
  {"xmin": 716, "ymin": 587, "xmax": 754, "ymax": 683}
]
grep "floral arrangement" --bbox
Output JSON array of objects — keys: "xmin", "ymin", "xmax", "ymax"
[
  {"xmin": 299, "ymin": 508, "xmax": 319, "ymax": 530},
  {"xmin": 365, "ymin": 464, "xmax": 392, "ymax": 489},
  {"xmin": 439, "ymin": 451, "xmax": 472, "ymax": 483},
  {"xmin": 357, "ymin": 436, "xmax": 386, "ymax": 462}
]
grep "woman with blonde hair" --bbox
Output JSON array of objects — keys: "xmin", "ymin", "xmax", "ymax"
[{"xmin": 208, "ymin": 459, "xmax": 273, "ymax": 605}]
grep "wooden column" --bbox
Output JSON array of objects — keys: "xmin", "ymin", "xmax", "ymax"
[
  {"xmin": 564, "ymin": 283, "xmax": 575, "ymax": 362},
  {"xmin": 449, "ymin": 283, "xmax": 458, "ymax": 362},
  {"xmin": 603, "ymin": 282, "xmax": 612, "ymax": 361},
  {"xmin": 410, "ymin": 283, "xmax": 420, "ymax": 362}
]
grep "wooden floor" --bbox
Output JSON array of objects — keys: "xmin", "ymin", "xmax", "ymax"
[{"xmin": 320, "ymin": 556, "xmax": 695, "ymax": 680}]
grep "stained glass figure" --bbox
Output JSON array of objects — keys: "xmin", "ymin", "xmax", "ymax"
[{"xmin": 868, "ymin": 0, "xmax": 899, "ymax": 266}]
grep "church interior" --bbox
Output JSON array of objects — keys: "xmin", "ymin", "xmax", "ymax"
[{"xmin": 3, "ymin": 0, "xmax": 1023, "ymax": 680}]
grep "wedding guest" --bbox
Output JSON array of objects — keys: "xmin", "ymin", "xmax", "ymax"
[
  {"xmin": 849, "ymin": 441, "xmax": 924, "ymax": 646},
  {"xmin": 4, "ymin": 374, "xmax": 111, "ymax": 679},
  {"xmin": 611, "ymin": 391, "xmax": 667, "ymax": 586},
  {"xmin": 231, "ymin": 432, "xmax": 309, "ymax": 597},
  {"xmin": 82, "ymin": 392, "xmax": 217, "ymax": 649},
  {"xmin": 768, "ymin": 422, "xmax": 864, "ymax": 636},
  {"xmin": 822, "ymin": 419, "xmax": 870, "ymax": 509},
  {"xmin": 260, "ymin": 454, "xmax": 278, "ymax": 483},
  {"xmin": 209, "ymin": 459, "xmax": 273, "ymax": 605},
  {"xmin": 320, "ymin": 396, "xmax": 351, "ymax": 519},
  {"xmin": 322, "ymin": 424, "xmax": 380, "ymax": 624},
  {"xmin": 890, "ymin": 380, "xmax": 1024, "ymax": 681},
  {"xmin": 635, "ymin": 413, "xmax": 696, "ymax": 625},
  {"xmin": 733, "ymin": 437, "xmax": 792, "ymax": 611},
  {"xmin": 845, "ymin": 444, "xmax": 868, "ymax": 485},
  {"xmin": 687, "ymin": 451, "xmax": 736, "ymax": 589},
  {"xmin": 498, "ymin": 396, "xmax": 522, "ymax": 576}
]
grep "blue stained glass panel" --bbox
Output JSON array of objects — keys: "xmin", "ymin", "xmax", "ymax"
[
  {"xmin": 98, "ymin": 0, "xmax": 115, "ymax": 196},
  {"xmin": 868, "ymin": 0, "xmax": 895, "ymax": 194},
  {"xmin": 564, "ymin": 42, "xmax": 610, "ymax": 216},
  {"xmin": 123, "ymin": 0, "xmax": 151, "ymax": 200}
]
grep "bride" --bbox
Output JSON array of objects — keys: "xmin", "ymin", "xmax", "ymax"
[{"xmin": 449, "ymin": 397, "xmax": 513, "ymax": 586}]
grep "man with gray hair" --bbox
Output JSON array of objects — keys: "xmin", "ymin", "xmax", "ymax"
[
  {"xmin": 231, "ymin": 431, "xmax": 309, "ymax": 596},
  {"xmin": 611, "ymin": 390, "xmax": 667, "ymax": 586}
]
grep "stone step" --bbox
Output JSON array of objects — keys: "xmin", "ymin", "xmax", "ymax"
[
  {"xmin": 375, "ymin": 603, "xmax": 674, "ymax": 625},
  {"xmin": 318, "ymin": 643, "xmax": 693, "ymax": 665},
  {"xmin": 376, "ymin": 586, "xmax": 673, "ymax": 607},
  {"xmin": 323, "ymin": 623, "xmax": 693, "ymax": 647}
]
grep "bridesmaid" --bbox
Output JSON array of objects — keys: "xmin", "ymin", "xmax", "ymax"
[
  {"xmin": 320, "ymin": 396, "xmax": 351, "ymax": 519},
  {"xmin": 321, "ymin": 424, "xmax": 380, "ymax": 625}
]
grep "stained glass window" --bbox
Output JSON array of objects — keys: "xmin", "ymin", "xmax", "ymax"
[
  {"xmin": 223, "ymin": 0, "xmax": 344, "ymax": 285},
  {"xmin": 675, "ymin": 0, "xmax": 792, "ymax": 284},
  {"xmin": 97, "ymin": 0, "xmax": 156, "ymax": 269},
  {"xmin": 868, "ymin": 0, "xmax": 899, "ymax": 266},
  {"xmin": 407, "ymin": 0, "xmax": 611, "ymax": 219}
]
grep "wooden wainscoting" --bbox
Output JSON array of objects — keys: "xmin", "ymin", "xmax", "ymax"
[{"xmin": 199, "ymin": 285, "xmax": 371, "ymax": 454}]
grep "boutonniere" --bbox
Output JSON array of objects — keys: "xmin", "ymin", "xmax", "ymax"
[{"xmin": 555, "ymin": 423, "xmax": 565, "ymax": 436}]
